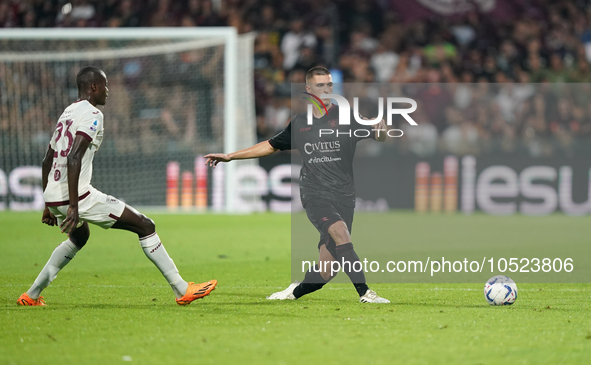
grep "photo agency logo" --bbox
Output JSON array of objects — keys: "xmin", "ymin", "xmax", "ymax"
[{"xmin": 302, "ymin": 92, "xmax": 418, "ymax": 138}]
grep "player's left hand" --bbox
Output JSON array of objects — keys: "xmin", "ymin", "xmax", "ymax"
[
  {"xmin": 363, "ymin": 117, "xmax": 387, "ymax": 141},
  {"xmin": 60, "ymin": 205, "xmax": 79, "ymax": 236},
  {"xmin": 41, "ymin": 207, "xmax": 57, "ymax": 226},
  {"xmin": 375, "ymin": 118, "xmax": 387, "ymax": 130}
]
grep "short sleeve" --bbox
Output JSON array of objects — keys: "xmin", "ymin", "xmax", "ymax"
[
  {"xmin": 268, "ymin": 121, "xmax": 292, "ymax": 151},
  {"xmin": 75, "ymin": 111, "xmax": 103, "ymax": 142}
]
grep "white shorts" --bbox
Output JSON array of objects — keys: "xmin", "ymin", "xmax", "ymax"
[{"xmin": 48, "ymin": 187, "xmax": 127, "ymax": 229}]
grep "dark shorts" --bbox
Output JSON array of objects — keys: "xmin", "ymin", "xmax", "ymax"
[{"xmin": 304, "ymin": 199, "xmax": 354, "ymax": 258}]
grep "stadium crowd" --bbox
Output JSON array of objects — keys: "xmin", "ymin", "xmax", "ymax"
[{"xmin": 2, "ymin": 0, "xmax": 591, "ymax": 157}]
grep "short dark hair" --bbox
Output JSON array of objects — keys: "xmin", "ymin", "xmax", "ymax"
[
  {"xmin": 76, "ymin": 66, "xmax": 105, "ymax": 91},
  {"xmin": 305, "ymin": 66, "xmax": 331, "ymax": 83}
]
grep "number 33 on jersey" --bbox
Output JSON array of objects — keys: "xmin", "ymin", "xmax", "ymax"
[{"xmin": 44, "ymin": 100, "xmax": 104, "ymax": 205}]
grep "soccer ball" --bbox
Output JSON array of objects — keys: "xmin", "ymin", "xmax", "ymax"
[{"xmin": 484, "ymin": 275, "xmax": 518, "ymax": 306}]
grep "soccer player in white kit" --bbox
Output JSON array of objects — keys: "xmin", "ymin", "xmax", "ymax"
[{"xmin": 17, "ymin": 67, "xmax": 216, "ymax": 306}]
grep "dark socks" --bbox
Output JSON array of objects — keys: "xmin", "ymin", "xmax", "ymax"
[
  {"xmin": 293, "ymin": 265, "xmax": 328, "ymax": 299},
  {"xmin": 294, "ymin": 242, "xmax": 369, "ymax": 299},
  {"xmin": 336, "ymin": 242, "xmax": 369, "ymax": 296}
]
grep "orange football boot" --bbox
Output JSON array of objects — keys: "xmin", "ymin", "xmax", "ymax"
[
  {"xmin": 176, "ymin": 280, "xmax": 217, "ymax": 306},
  {"xmin": 17, "ymin": 293, "xmax": 46, "ymax": 306}
]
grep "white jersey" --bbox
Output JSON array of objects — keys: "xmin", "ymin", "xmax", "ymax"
[{"xmin": 44, "ymin": 100, "xmax": 104, "ymax": 205}]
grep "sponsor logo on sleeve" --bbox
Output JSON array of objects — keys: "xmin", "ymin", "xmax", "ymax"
[{"xmin": 106, "ymin": 195, "xmax": 119, "ymax": 204}]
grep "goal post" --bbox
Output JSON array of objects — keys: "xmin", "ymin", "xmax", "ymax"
[{"xmin": 0, "ymin": 28, "xmax": 256, "ymax": 213}]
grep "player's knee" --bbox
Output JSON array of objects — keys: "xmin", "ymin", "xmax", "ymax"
[
  {"xmin": 140, "ymin": 215, "xmax": 156, "ymax": 236},
  {"xmin": 70, "ymin": 223, "xmax": 90, "ymax": 249},
  {"xmin": 328, "ymin": 222, "xmax": 350, "ymax": 245}
]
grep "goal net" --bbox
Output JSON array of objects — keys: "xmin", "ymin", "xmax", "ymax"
[{"xmin": 0, "ymin": 28, "xmax": 256, "ymax": 212}]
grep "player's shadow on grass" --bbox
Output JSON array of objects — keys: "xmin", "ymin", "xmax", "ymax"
[
  {"xmin": 217, "ymin": 291, "xmax": 277, "ymax": 299},
  {"xmin": 186, "ymin": 300, "xmax": 289, "ymax": 307}
]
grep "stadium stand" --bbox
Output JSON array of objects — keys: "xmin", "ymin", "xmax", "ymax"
[{"xmin": 2, "ymin": 0, "xmax": 591, "ymax": 157}]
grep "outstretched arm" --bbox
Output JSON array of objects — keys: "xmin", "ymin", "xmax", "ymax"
[
  {"xmin": 41, "ymin": 146, "xmax": 57, "ymax": 226},
  {"xmin": 205, "ymin": 141, "xmax": 277, "ymax": 168}
]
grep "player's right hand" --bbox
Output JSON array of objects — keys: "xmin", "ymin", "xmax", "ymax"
[
  {"xmin": 41, "ymin": 207, "xmax": 58, "ymax": 226},
  {"xmin": 204, "ymin": 153, "xmax": 231, "ymax": 168},
  {"xmin": 60, "ymin": 205, "xmax": 79, "ymax": 236}
]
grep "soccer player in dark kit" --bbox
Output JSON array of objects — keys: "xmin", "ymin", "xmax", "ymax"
[{"xmin": 205, "ymin": 66, "xmax": 390, "ymax": 303}]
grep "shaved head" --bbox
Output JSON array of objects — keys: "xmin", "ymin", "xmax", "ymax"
[
  {"xmin": 76, "ymin": 66, "xmax": 105, "ymax": 92},
  {"xmin": 76, "ymin": 66, "xmax": 109, "ymax": 106},
  {"xmin": 305, "ymin": 66, "xmax": 331, "ymax": 84}
]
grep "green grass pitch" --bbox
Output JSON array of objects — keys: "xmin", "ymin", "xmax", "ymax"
[{"xmin": 1, "ymin": 211, "xmax": 590, "ymax": 364}]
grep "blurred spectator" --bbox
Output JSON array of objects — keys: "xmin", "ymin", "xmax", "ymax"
[
  {"xmin": 115, "ymin": 0, "xmax": 141, "ymax": 27},
  {"xmin": 263, "ymin": 97, "xmax": 290, "ymax": 140},
  {"xmin": 281, "ymin": 19, "xmax": 317, "ymax": 70},
  {"xmin": 441, "ymin": 107, "xmax": 479, "ymax": 155},
  {"xmin": 4, "ymin": 0, "xmax": 591, "ymax": 158},
  {"xmin": 293, "ymin": 46, "xmax": 319, "ymax": 72},
  {"xmin": 348, "ymin": 28, "xmax": 379, "ymax": 55},
  {"xmin": 402, "ymin": 116, "xmax": 438, "ymax": 156},
  {"xmin": 370, "ymin": 43, "xmax": 399, "ymax": 83},
  {"xmin": 423, "ymin": 36, "xmax": 457, "ymax": 67},
  {"xmin": 70, "ymin": 1, "xmax": 96, "ymax": 22},
  {"xmin": 254, "ymin": 32, "xmax": 282, "ymax": 70}
]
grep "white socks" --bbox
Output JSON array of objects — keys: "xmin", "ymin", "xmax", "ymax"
[
  {"xmin": 27, "ymin": 239, "xmax": 79, "ymax": 299},
  {"xmin": 26, "ymin": 233, "xmax": 188, "ymax": 300},
  {"xmin": 139, "ymin": 233, "xmax": 188, "ymax": 299}
]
